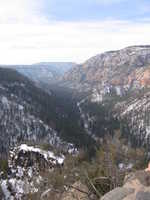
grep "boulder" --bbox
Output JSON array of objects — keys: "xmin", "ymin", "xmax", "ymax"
[
  {"xmin": 101, "ymin": 187, "xmax": 134, "ymax": 200},
  {"xmin": 61, "ymin": 181, "xmax": 89, "ymax": 200},
  {"xmin": 101, "ymin": 171, "xmax": 150, "ymax": 200}
]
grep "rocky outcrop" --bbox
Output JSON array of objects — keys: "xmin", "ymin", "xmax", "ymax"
[
  {"xmin": 61, "ymin": 181, "xmax": 89, "ymax": 200},
  {"xmin": 10, "ymin": 144, "xmax": 64, "ymax": 169},
  {"xmin": 64, "ymin": 45, "xmax": 150, "ymax": 93},
  {"xmin": 101, "ymin": 170, "xmax": 150, "ymax": 200},
  {"xmin": 101, "ymin": 187, "xmax": 134, "ymax": 200},
  {"xmin": 0, "ymin": 144, "xmax": 65, "ymax": 200}
]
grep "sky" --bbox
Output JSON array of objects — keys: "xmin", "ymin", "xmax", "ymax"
[{"xmin": 0, "ymin": 0, "xmax": 150, "ymax": 64}]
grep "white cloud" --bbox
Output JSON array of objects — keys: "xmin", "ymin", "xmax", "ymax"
[
  {"xmin": 92, "ymin": 0, "xmax": 127, "ymax": 5},
  {"xmin": 0, "ymin": 20, "xmax": 150, "ymax": 64},
  {"xmin": 0, "ymin": 0, "xmax": 150, "ymax": 64},
  {"xmin": 0, "ymin": 0, "xmax": 46, "ymax": 24},
  {"xmin": 0, "ymin": 1, "xmax": 150, "ymax": 64}
]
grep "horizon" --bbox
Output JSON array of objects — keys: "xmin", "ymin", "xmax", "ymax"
[
  {"xmin": 1, "ymin": 0, "xmax": 150, "ymax": 64},
  {"xmin": 1, "ymin": 44, "xmax": 150, "ymax": 66}
]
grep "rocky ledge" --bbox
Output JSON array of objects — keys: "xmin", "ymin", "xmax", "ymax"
[
  {"xmin": 101, "ymin": 170, "xmax": 150, "ymax": 200},
  {"xmin": 0, "ymin": 144, "xmax": 65, "ymax": 200}
]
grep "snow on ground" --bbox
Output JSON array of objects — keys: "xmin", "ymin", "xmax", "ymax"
[
  {"xmin": 1, "ymin": 180, "xmax": 14, "ymax": 200},
  {"xmin": 19, "ymin": 144, "xmax": 65, "ymax": 164},
  {"xmin": 1, "ymin": 144, "xmax": 66, "ymax": 200}
]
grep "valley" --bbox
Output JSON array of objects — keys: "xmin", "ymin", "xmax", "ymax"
[
  {"xmin": 1, "ymin": 45, "xmax": 150, "ymax": 199},
  {"xmin": 0, "ymin": 62, "xmax": 75, "ymax": 85}
]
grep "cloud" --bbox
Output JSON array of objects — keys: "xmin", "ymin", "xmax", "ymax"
[
  {"xmin": 0, "ymin": 0, "xmax": 46, "ymax": 24},
  {"xmin": 0, "ymin": 1, "xmax": 150, "ymax": 64},
  {"xmin": 93, "ymin": 0, "xmax": 127, "ymax": 5},
  {"xmin": 0, "ymin": 20, "xmax": 150, "ymax": 64}
]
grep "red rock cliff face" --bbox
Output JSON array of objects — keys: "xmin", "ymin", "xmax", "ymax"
[
  {"xmin": 64, "ymin": 46, "xmax": 150, "ymax": 91},
  {"xmin": 140, "ymin": 68, "xmax": 150, "ymax": 86}
]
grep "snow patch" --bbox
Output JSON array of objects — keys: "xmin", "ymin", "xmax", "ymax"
[{"xmin": 19, "ymin": 144, "xmax": 64, "ymax": 164}]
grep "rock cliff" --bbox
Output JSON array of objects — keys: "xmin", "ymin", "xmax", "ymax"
[
  {"xmin": 101, "ymin": 170, "xmax": 150, "ymax": 200},
  {"xmin": 64, "ymin": 46, "xmax": 150, "ymax": 94}
]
